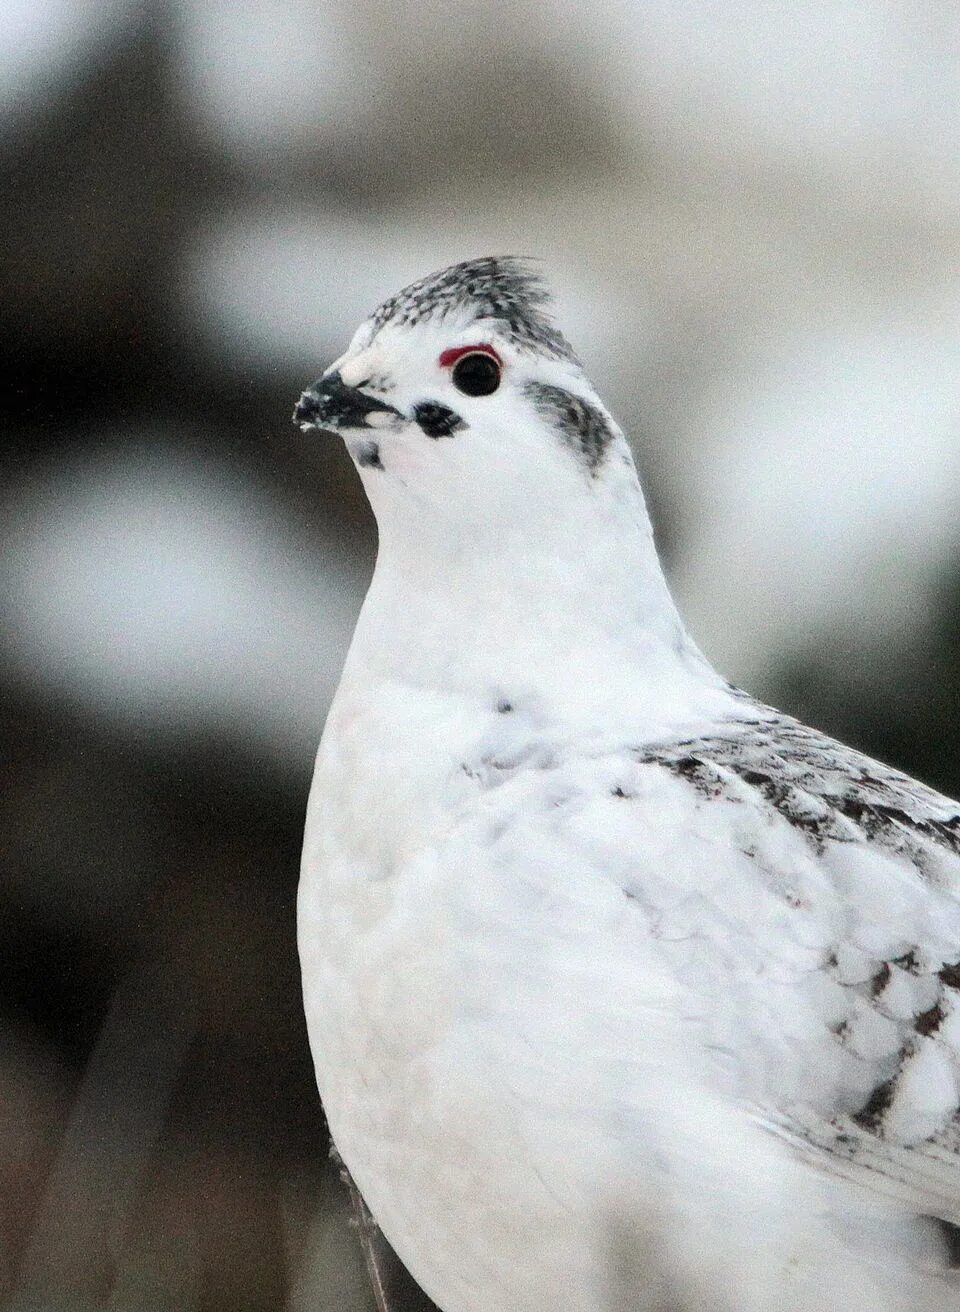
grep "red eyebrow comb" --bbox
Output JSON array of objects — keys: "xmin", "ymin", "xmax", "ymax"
[{"xmin": 438, "ymin": 344, "xmax": 502, "ymax": 368}]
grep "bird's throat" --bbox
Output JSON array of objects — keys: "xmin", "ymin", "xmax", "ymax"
[{"xmin": 340, "ymin": 510, "xmax": 724, "ymax": 737}]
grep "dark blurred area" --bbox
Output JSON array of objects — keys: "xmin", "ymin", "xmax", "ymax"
[
  {"xmin": 2, "ymin": 3, "xmax": 959, "ymax": 1309},
  {"xmin": 1, "ymin": 15, "xmax": 373, "ymax": 1311}
]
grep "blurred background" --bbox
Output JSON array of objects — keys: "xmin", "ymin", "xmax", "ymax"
[{"xmin": 2, "ymin": 1, "xmax": 959, "ymax": 1308}]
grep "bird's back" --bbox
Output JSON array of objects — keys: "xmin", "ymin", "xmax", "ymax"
[{"xmin": 599, "ymin": 707, "xmax": 960, "ymax": 1226}]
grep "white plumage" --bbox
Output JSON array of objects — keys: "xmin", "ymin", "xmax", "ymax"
[{"xmin": 295, "ymin": 258, "xmax": 960, "ymax": 1311}]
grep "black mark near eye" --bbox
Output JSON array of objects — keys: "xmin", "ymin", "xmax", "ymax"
[{"xmin": 413, "ymin": 402, "xmax": 466, "ymax": 439}]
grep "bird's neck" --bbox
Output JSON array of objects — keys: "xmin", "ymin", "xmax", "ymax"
[{"xmin": 340, "ymin": 482, "xmax": 734, "ymax": 738}]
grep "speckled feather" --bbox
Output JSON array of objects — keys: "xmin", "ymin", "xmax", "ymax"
[
  {"xmin": 297, "ymin": 259, "xmax": 960, "ymax": 1312},
  {"xmin": 367, "ymin": 256, "xmax": 579, "ymax": 363},
  {"xmin": 632, "ymin": 711, "xmax": 960, "ymax": 1200},
  {"xmin": 524, "ymin": 381, "xmax": 616, "ymax": 473}
]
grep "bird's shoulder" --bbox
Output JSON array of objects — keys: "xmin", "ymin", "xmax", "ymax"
[
  {"xmin": 637, "ymin": 708, "xmax": 960, "ymax": 860},
  {"xmin": 507, "ymin": 704, "xmax": 960, "ymax": 1220}
]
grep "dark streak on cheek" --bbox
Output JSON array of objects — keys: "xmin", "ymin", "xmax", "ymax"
[
  {"xmin": 413, "ymin": 402, "xmax": 466, "ymax": 439},
  {"xmin": 523, "ymin": 380, "xmax": 614, "ymax": 474}
]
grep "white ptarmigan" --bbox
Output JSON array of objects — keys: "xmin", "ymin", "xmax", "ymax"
[{"xmin": 294, "ymin": 258, "xmax": 960, "ymax": 1312}]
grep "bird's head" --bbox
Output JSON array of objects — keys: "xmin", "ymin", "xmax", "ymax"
[
  {"xmin": 293, "ymin": 258, "xmax": 709, "ymax": 710},
  {"xmin": 294, "ymin": 257, "xmax": 642, "ymax": 547}
]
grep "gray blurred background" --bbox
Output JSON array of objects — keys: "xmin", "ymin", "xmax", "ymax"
[{"xmin": 2, "ymin": 2, "xmax": 960, "ymax": 1309}]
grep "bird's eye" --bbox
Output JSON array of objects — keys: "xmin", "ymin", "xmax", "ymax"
[{"xmin": 451, "ymin": 351, "xmax": 501, "ymax": 397}]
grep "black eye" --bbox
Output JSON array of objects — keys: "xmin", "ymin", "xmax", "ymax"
[{"xmin": 451, "ymin": 352, "xmax": 501, "ymax": 397}]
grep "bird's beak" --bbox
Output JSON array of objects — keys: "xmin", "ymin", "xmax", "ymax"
[{"xmin": 293, "ymin": 371, "xmax": 402, "ymax": 434}]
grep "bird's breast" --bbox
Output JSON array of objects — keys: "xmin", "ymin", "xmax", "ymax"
[
  {"xmin": 297, "ymin": 676, "xmax": 542, "ymax": 1101},
  {"xmin": 296, "ymin": 681, "xmax": 633, "ymax": 1311}
]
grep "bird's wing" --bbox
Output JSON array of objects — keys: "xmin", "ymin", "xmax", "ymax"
[{"xmin": 552, "ymin": 710, "xmax": 960, "ymax": 1224}]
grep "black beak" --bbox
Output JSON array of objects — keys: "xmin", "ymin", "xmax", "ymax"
[{"xmin": 293, "ymin": 371, "xmax": 402, "ymax": 432}]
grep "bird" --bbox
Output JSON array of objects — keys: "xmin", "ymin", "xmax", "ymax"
[{"xmin": 294, "ymin": 256, "xmax": 960, "ymax": 1312}]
